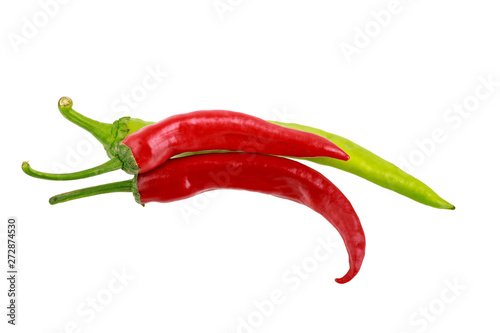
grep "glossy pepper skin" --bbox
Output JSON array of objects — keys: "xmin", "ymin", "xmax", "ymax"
[
  {"xmin": 117, "ymin": 110, "xmax": 349, "ymax": 174},
  {"xmin": 49, "ymin": 153, "xmax": 366, "ymax": 284}
]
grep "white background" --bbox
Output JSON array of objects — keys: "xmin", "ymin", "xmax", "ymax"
[{"xmin": 1, "ymin": 0, "xmax": 499, "ymax": 332}]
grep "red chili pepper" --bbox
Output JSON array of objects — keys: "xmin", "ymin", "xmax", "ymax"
[
  {"xmin": 49, "ymin": 153, "xmax": 366, "ymax": 284},
  {"xmin": 116, "ymin": 110, "xmax": 350, "ymax": 174}
]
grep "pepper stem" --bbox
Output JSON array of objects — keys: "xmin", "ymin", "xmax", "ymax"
[
  {"xmin": 58, "ymin": 97, "xmax": 114, "ymax": 149},
  {"xmin": 22, "ymin": 158, "xmax": 123, "ymax": 181},
  {"xmin": 49, "ymin": 179, "xmax": 133, "ymax": 205}
]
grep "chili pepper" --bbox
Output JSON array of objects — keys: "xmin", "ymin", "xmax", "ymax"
[
  {"xmin": 52, "ymin": 97, "xmax": 349, "ymax": 176},
  {"xmin": 267, "ymin": 122, "xmax": 455, "ymax": 210},
  {"xmin": 48, "ymin": 153, "xmax": 366, "ymax": 284}
]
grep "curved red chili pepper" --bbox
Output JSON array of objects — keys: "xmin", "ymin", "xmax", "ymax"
[
  {"xmin": 50, "ymin": 153, "xmax": 365, "ymax": 283},
  {"xmin": 142, "ymin": 154, "xmax": 365, "ymax": 283},
  {"xmin": 118, "ymin": 110, "xmax": 349, "ymax": 174}
]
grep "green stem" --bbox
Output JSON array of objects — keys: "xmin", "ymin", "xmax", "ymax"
[
  {"xmin": 58, "ymin": 97, "xmax": 114, "ymax": 149},
  {"xmin": 22, "ymin": 158, "xmax": 123, "ymax": 181},
  {"xmin": 49, "ymin": 179, "xmax": 133, "ymax": 205}
]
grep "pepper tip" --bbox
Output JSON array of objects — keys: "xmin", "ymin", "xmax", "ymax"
[
  {"xmin": 334, "ymin": 276, "xmax": 352, "ymax": 284},
  {"xmin": 58, "ymin": 96, "xmax": 73, "ymax": 111}
]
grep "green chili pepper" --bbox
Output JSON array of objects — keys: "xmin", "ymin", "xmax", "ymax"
[
  {"xmin": 268, "ymin": 122, "xmax": 455, "ymax": 210},
  {"xmin": 22, "ymin": 97, "xmax": 454, "ymax": 210}
]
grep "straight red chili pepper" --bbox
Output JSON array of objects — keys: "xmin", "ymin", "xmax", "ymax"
[
  {"xmin": 49, "ymin": 153, "xmax": 366, "ymax": 284},
  {"xmin": 117, "ymin": 110, "xmax": 350, "ymax": 174}
]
